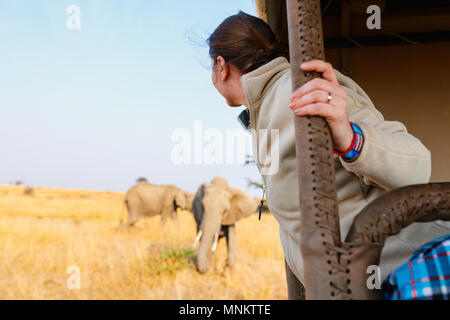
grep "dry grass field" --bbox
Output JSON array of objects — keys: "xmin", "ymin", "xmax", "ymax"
[{"xmin": 0, "ymin": 185, "xmax": 287, "ymax": 300}]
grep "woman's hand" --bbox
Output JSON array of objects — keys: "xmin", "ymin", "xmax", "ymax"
[{"xmin": 289, "ymin": 60, "xmax": 353, "ymax": 153}]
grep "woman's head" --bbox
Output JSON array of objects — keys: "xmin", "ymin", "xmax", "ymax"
[{"xmin": 208, "ymin": 11, "xmax": 288, "ymax": 107}]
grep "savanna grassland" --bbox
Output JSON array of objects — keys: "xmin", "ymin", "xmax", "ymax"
[{"xmin": 0, "ymin": 185, "xmax": 287, "ymax": 300}]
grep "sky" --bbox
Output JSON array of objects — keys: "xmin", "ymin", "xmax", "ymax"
[{"xmin": 0, "ymin": 0, "xmax": 263, "ymax": 195}]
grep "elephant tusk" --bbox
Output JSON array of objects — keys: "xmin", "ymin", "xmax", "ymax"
[
  {"xmin": 211, "ymin": 232, "xmax": 219, "ymax": 252},
  {"xmin": 192, "ymin": 230, "xmax": 203, "ymax": 248}
]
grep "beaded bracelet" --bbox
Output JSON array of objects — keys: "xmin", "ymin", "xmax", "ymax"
[{"xmin": 333, "ymin": 122, "xmax": 364, "ymax": 162}]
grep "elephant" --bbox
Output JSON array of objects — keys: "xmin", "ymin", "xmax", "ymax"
[
  {"xmin": 124, "ymin": 182, "xmax": 194, "ymax": 227},
  {"xmin": 192, "ymin": 177, "xmax": 259, "ymax": 273}
]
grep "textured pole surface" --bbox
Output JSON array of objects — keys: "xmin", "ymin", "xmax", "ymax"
[
  {"xmin": 344, "ymin": 183, "xmax": 450, "ymax": 299},
  {"xmin": 284, "ymin": 0, "xmax": 450, "ymax": 300},
  {"xmin": 286, "ymin": 0, "xmax": 346, "ymax": 299}
]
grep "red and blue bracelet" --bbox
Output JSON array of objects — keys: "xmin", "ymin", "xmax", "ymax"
[{"xmin": 333, "ymin": 122, "xmax": 364, "ymax": 162}]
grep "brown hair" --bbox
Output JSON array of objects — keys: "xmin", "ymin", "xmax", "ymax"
[{"xmin": 207, "ymin": 11, "xmax": 288, "ymax": 74}]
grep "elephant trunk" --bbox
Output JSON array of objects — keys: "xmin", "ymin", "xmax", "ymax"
[{"xmin": 196, "ymin": 210, "xmax": 222, "ymax": 274}]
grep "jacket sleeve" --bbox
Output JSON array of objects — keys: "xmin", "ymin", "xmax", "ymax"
[{"xmin": 338, "ymin": 85, "xmax": 432, "ymax": 191}]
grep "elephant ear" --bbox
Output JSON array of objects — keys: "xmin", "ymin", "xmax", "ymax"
[
  {"xmin": 222, "ymin": 188, "xmax": 257, "ymax": 225},
  {"xmin": 192, "ymin": 183, "xmax": 207, "ymax": 230},
  {"xmin": 174, "ymin": 189, "xmax": 189, "ymax": 210},
  {"xmin": 184, "ymin": 192, "xmax": 194, "ymax": 211},
  {"xmin": 165, "ymin": 185, "xmax": 180, "ymax": 211}
]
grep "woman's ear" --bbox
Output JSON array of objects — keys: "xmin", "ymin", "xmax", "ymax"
[{"xmin": 216, "ymin": 56, "xmax": 229, "ymax": 81}]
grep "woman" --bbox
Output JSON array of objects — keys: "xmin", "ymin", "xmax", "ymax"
[{"xmin": 207, "ymin": 11, "xmax": 450, "ymax": 298}]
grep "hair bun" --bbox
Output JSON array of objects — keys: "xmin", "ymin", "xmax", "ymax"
[{"xmin": 208, "ymin": 11, "xmax": 289, "ymax": 73}]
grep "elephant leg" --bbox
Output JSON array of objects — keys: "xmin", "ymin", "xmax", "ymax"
[
  {"xmin": 170, "ymin": 209, "xmax": 179, "ymax": 224},
  {"xmin": 125, "ymin": 219, "xmax": 137, "ymax": 227},
  {"xmin": 159, "ymin": 214, "xmax": 169, "ymax": 227},
  {"xmin": 124, "ymin": 207, "xmax": 139, "ymax": 227},
  {"xmin": 285, "ymin": 259, "xmax": 305, "ymax": 300},
  {"xmin": 159, "ymin": 205, "xmax": 173, "ymax": 227},
  {"xmin": 171, "ymin": 209, "xmax": 180, "ymax": 239},
  {"xmin": 225, "ymin": 225, "xmax": 237, "ymax": 269}
]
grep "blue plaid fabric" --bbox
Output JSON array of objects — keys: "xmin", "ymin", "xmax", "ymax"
[{"xmin": 383, "ymin": 234, "xmax": 450, "ymax": 300}]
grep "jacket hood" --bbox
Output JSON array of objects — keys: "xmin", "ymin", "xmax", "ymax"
[
  {"xmin": 240, "ymin": 57, "xmax": 291, "ymax": 108},
  {"xmin": 237, "ymin": 57, "xmax": 291, "ymax": 131}
]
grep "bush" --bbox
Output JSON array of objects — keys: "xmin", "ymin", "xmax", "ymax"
[
  {"xmin": 23, "ymin": 186, "xmax": 34, "ymax": 196},
  {"xmin": 137, "ymin": 247, "xmax": 196, "ymax": 276}
]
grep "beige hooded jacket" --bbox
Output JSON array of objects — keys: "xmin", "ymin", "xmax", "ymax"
[{"xmin": 238, "ymin": 57, "xmax": 450, "ymax": 283}]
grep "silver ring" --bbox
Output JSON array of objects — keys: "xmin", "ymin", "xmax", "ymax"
[{"xmin": 327, "ymin": 93, "xmax": 332, "ymax": 103}]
